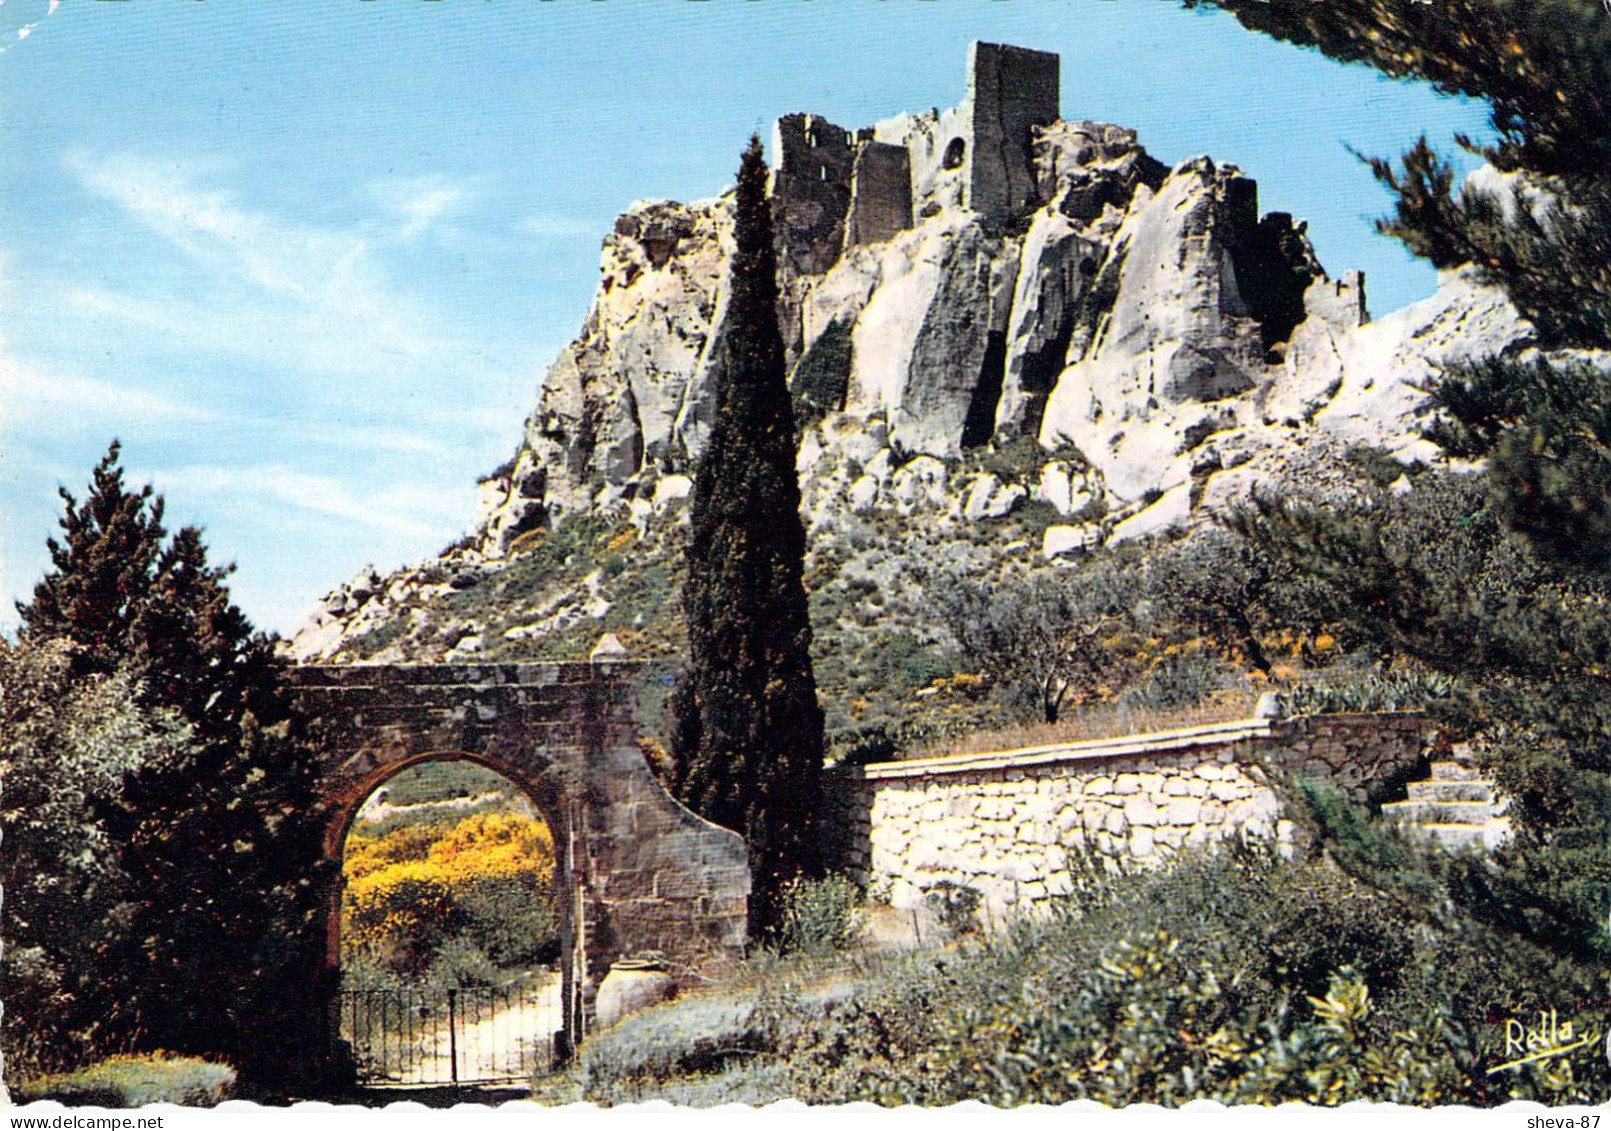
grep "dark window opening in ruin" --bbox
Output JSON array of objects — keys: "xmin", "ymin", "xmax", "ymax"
[
  {"xmin": 1231, "ymin": 213, "xmax": 1320, "ymax": 352},
  {"xmin": 337, "ymin": 758, "xmax": 563, "ymax": 1085},
  {"xmin": 943, "ymin": 137, "xmax": 966, "ymax": 170},
  {"xmin": 961, "ymin": 330, "xmax": 1008, "ymax": 450}
]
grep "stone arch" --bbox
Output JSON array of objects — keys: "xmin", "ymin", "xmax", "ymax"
[
  {"xmin": 943, "ymin": 136, "xmax": 967, "ymax": 170},
  {"xmin": 288, "ymin": 660, "xmax": 749, "ymax": 1066},
  {"xmin": 323, "ymin": 747, "xmax": 584, "ymax": 1062}
]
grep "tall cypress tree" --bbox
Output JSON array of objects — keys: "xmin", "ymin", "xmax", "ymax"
[{"xmin": 671, "ymin": 135, "xmax": 826, "ymax": 931}]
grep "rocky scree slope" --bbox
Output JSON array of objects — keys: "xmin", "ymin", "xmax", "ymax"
[{"xmin": 287, "ymin": 72, "xmax": 1544, "ymax": 746}]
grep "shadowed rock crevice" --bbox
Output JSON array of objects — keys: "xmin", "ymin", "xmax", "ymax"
[
  {"xmin": 1007, "ymin": 317, "xmax": 1074, "ymax": 441},
  {"xmin": 790, "ymin": 318, "xmax": 856, "ymax": 425},
  {"xmin": 962, "ymin": 330, "xmax": 1009, "ymax": 450}
]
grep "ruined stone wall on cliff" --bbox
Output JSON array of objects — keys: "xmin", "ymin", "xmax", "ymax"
[
  {"xmin": 772, "ymin": 113, "xmax": 856, "ymax": 279},
  {"xmin": 843, "ymin": 140, "xmax": 913, "ymax": 249}
]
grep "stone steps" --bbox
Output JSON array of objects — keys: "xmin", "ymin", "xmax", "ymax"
[
  {"xmin": 1406, "ymin": 779, "xmax": 1492, "ymax": 803},
  {"xmin": 1382, "ymin": 799, "xmax": 1496, "ymax": 825},
  {"xmin": 1381, "ymin": 758, "xmax": 1510, "ymax": 852}
]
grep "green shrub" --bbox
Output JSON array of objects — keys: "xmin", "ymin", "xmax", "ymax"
[
  {"xmin": 978, "ymin": 436, "xmax": 1048, "ymax": 481},
  {"xmin": 923, "ymin": 881, "xmax": 982, "ymax": 938},
  {"xmin": 457, "ymin": 874, "xmax": 562, "ymax": 969},
  {"xmin": 560, "ymin": 841, "xmax": 1611, "ymax": 1107},
  {"xmin": 424, "ymin": 936, "xmax": 503, "ymax": 989},
  {"xmin": 1287, "ymin": 670, "xmax": 1454, "ymax": 715},
  {"xmin": 779, "ymin": 874, "xmax": 865, "ymax": 956},
  {"xmin": 1120, "ymin": 651, "xmax": 1235, "ymax": 711},
  {"xmin": 1344, "ymin": 444, "xmax": 1419, "ymax": 488},
  {"xmin": 17, "ymin": 1055, "xmax": 235, "ymax": 1107},
  {"xmin": 351, "ymin": 616, "xmax": 408, "ymax": 658}
]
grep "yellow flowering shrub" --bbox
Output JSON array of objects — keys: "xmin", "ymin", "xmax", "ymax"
[{"xmin": 342, "ymin": 811, "xmax": 556, "ymax": 968}]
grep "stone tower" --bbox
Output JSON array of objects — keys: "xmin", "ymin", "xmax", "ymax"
[
  {"xmin": 961, "ymin": 42, "xmax": 1061, "ymax": 220},
  {"xmin": 770, "ymin": 41, "xmax": 1064, "ymax": 281}
]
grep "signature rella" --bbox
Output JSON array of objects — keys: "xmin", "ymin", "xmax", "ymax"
[{"xmin": 1485, "ymin": 1008, "xmax": 1604, "ymax": 1075}]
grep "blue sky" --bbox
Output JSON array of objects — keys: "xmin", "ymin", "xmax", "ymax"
[{"xmin": 0, "ymin": 0, "xmax": 1492, "ymax": 638}]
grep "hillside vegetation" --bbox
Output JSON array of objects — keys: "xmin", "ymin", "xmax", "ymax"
[
  {"xmin": 541, "ymin": 839, "xmax": 1609, "ymax": 1107},
  {"xmin": 341, "ymin": 763, "xmax": 560, "ymax": 990}
]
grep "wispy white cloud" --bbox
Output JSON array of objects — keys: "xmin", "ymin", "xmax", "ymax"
[
  {"xmin": 153, "ymin": 463, "xmax": 470, "ymax": 541},
  {"xmin": 61, "ymin": 150, "xmax": 465, "ymax": 381},
  {"xmin": 0, "ymin": 339, "xmax": 216, "ymax": 433},
  {"xmin": 369, "ymin": 175, "xmax": 475, "ymax": 241},
  {"xmin": 296, "ymin": 421, "xmax": 447, "ymax": 456}
]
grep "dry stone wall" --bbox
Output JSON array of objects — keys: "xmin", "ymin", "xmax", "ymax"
[{"xmin": 826, "ymin": 713, "xmax": 1427, "ymax": 920}]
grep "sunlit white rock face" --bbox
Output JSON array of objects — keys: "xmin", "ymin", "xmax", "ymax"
[{"xmin": 288, "ymin": 42, "xmax": 1577, "ymax": 663}]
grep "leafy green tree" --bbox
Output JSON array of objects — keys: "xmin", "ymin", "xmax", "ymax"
[
  {"xmin": 670, "ymin": 136, "xmax": 826, "ymax": 930},
  {"xmin": 12, "ymin": 442, "xmax": 329, "ymax": 1088},
  {"xmin": 0, "ymin": 640, "xmax": 195, "ymax": 1080},
  {"xmin": 1141, "ymin": 529, "xmax": 1277, "ymax": 675},
  {"xmin": 101, "ymin": 710, "xmax": 329, "ymax": 1084},
  {"xmin": 945, "ymin": 562, "xmax": 1133, "ymax": 724},
  {"xmin": 1229, "ymin": 473, "xmax": 1554, "ymax": 677}
]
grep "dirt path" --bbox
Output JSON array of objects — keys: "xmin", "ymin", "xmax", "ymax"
[{"xmin": 398, "ymin": 974, "xmax": 562, "ymax": 1085}]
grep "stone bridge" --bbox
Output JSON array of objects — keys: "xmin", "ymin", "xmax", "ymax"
[{"xmin": 287, "ymin": 659, "xmax": 749, "ymax": 1061}]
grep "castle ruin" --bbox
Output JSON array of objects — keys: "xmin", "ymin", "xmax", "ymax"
[{"xmin": 772, "ymin": 41, "xmax": 1060, "ymax": 279}]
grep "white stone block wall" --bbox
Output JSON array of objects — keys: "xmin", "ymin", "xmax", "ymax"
[{"xmin": 825, "ymin": 714, "xmax": 1427, "ymax": 922}]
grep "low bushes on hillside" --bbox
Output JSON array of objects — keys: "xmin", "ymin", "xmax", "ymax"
[
  {"xmin": 16, "ymin": 1055, "xmax": 235, "ymax": 1107},
  {"xmin": 342, "ymin": 810, "xmax": 558, "ymax": 979},
  {"xmin": 553, "ymin": 840, "xmax": 1608, "ymax": 1108}
]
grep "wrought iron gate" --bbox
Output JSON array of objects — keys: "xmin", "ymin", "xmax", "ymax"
[{"xmin": 339, "ymin": 981, "xmax": 558, "ymax": 1085}]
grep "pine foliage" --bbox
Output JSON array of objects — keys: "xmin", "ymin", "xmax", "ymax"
[
  {"xmin": 1186, "ymin": 0, "xmax": 1611, "ymax": 346},
  {"xmin": 671, "ymin": 136, "xmax": 826, "ymax": 929},
  {"xmin": 8, "ymin": 441, "xmax": 329, "ymax": 1087},
  {"xmin": 1182, "ymin": 0, "xmax": 1611, "ymax": 176},
  {"xmin": 1429, "ymin": 355, "xmax": 1611, "ymax": 570},
  {"xmin": 19, "ymin": 441, "xmax": 168, "ymax": 675}
]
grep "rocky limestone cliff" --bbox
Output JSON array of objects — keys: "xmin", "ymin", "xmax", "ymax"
[{"xmin": 288, "ymin": 43, "xmax": 1544, "ymax": 672}]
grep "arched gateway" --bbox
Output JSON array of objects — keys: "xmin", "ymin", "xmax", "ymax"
[{"xmin": 287, "ymin": 658, "xmax": 749, "ymax": 1068}]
